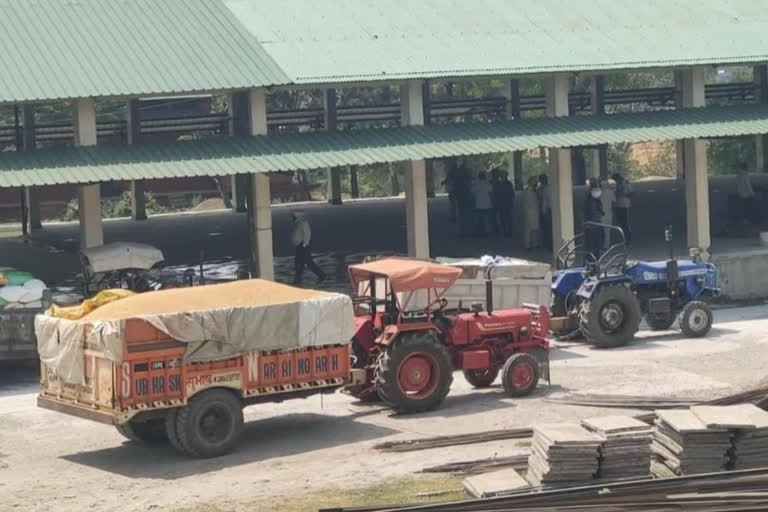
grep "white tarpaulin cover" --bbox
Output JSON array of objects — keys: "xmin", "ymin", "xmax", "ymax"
[
  {"xmin": 36, "ymin": 280, "xmax": 355, "ymax": 385},
  {"xmin": 81, "ymin": 242, "xmax": 165, "ymax": 274}
]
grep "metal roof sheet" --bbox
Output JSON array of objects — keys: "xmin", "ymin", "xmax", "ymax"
[
  {"xmin": 226, "ymin": 0, "xmax": 768, "ymax": 83},
  {"xmin": 1, "ymin": 105, "xmax": 767, "ymax": 187},
  {"xmin": 0, "ymin": 0, "xmax": 290, "ymax": 103}
]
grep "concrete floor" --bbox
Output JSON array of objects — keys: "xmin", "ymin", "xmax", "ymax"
[{"xmin": 1, "ymin": 303, "xmax": 767, "ymax": 512}]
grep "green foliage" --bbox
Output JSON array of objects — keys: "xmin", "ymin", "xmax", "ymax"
[
  {"xmin": 708, "ymin": 137, "xmax": 756, "ymax": 175},
  {"xmin": 57, "ymin": 192, "xmax": 168, "ymax": 221}
]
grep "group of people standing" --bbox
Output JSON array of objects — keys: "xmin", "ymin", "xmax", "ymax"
[
  {"xmin": 582, "ymin": 173, "xmax": 633, "ymax": 261},
  {"xmin": 445, "ymin": 159, "xmax": 516, "ymax": 238}
]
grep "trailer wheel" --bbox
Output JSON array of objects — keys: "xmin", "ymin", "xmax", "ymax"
[
  {"xmin": 175, "ymin": 389, "xmax": 244, "ymax": 458},
  {"xmin": 579, "ymin": 285, "xmax": 640, "ymax": 348},
  {"xmin": 645, "ymin": 312, "xmax": 676, "ymax": 331},
  {"xmin": 679, "ymin": 301, "xmax": 713, "ymax": 338},
  {"xmin": 165, "ymin": 407, "xmax": 185, "ymax": 454},
  {"xmin": 116, "ymin": 418, "xmax": 167, "ymax": 444},
  {"xmin": 502, "ymin": 353, "xmax": 540, "ymax": 397},
  {"xmin": 376, "ymin": 332, "xmax": 453, "ymax": 414},
  {"xmin": 463, "ymin": 368, "xmax": 499, "ymax": 388}
]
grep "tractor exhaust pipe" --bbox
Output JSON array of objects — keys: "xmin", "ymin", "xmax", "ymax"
[{"xmin": 484, "ymin": 263, "xmax": 495, "ymax": 315}]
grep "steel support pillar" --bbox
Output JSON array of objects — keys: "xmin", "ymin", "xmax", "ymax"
[
  {"xmin": 506, "ymin": 78, "xmax": 524, "ymax": 190},
  {"xmin": 21, "ymin": 105, "xmax": 41, "ymax": 230},
  {"xmin": 126, "ymin": 99, "xmax": 147, "ymax": 221},
  {"xmin": 401, "ymin": 81, "xmax": 430, "ymax": 258},
  {"xmin": 590, "ymin": 75, "xmax": 607, "ymax": 180},
  {"xmin": 544, "ymin": 74, "xmax": 574, "ymax": 257},
  {"xmin": 74, "ymin": 98, "xmax": 102, "ymax": 248},
  {"xmin": 324, "ymin": 89, "xmax": 343, "ymax": 205},
  {"xmin": 676, "ymin": 68, "xmax": 710, "ymax": 260}
]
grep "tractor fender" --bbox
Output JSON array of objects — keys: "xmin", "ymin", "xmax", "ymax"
[
  {"xmin": 577, "ymin": 275, "xmax": 634, "ymax": 300},
  {"xmin": 375, "ymin": 323, "xmax": 440, "ymax": 347}
]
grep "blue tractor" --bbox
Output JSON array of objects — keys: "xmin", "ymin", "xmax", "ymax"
[{"xmin": 550, "ymin": 223, "xmax": 718, "ymax": 348}]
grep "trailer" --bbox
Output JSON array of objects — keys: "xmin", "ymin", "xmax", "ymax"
[{"xmin": 37, "ymin": 279, "xmax": 361, "ymax": 458}]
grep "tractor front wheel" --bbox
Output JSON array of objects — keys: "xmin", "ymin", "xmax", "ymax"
[
  {"xmin": 463, "ymin": 368, "xmax": 500, "ymax": 388},
  {"xmin": 579, "ymin": 285, "xmax": 641, "ymax": 348},
  {"xmin": 502, "ymin": 353, "xmax": 540, "ymax": 397},
  {"xmin": 680, "ymin": 301, "xmax": 713, "ymax": 338},
  {"xmin": 376, "ymin": 333, "xmax": 453, "ymax": 414}
]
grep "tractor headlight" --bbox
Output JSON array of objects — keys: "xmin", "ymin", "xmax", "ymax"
[{"xmin": 520, "ymin": 326, "xmax": 529, "ymax": 339}]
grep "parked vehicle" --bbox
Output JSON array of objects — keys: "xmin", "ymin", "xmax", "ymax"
[{"xmin": 550, "ymin": 223, "xmax": 719, "ymax": 348}]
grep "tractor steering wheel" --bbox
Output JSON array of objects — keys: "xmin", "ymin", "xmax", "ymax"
[{"xmin": 437, "ymin": 298, "xmax": 448, "ymax": 311}]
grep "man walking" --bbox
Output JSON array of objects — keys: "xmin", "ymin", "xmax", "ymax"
[
  {"xmin": 612, "ymin": 173, "xmax": 633, "ymax": 247},
  {"xmin": 291, "ymin": 211, "xmax": 326, "ymax": 285}
]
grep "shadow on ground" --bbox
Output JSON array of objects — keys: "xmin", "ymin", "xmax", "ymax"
[{"xmin": 60, "ymin": 412, "xmax": 398, "ymax": 479}]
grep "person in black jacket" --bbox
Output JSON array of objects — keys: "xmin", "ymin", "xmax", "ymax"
[
  {"xmin": 584, "ymin": 178, "xmax": 605, "ymax": 263},
  {"xmin": 491, "ymin": 168, "xmax": 515, "ymax": 236}
]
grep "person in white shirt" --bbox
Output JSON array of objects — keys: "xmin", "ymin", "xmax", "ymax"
[
  {"xmin": 472, "ymin": 171, "xmax": 494, "ymax": 236},
  {"xmin": 524, "ymin": 176, "xmax": 541, "ymax": 249},
  {"xmin": 291, "ymin": 211, "xmax": 325, "ymax": 285}
]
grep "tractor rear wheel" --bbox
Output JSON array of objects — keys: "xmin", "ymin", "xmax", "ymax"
[
  {"xmin": 175, "ymin": 389, "xmax": 244, "ymax": 458},
  {"xmin": 680, "ymin": 301, "xmax": 713, "ymax": 338},
  {"xmin": 116, "ymin": 417, "xmax": 167, "ymax": 444},
  {"xmin": 463, "ymin": 368, "xmax": 500, "ymax": 388},
  {"xmin": 646, "ymin": 312, "xmax": 676, "ymax": 331},
  {"xmin": 376, "ymin": 332, "xmax": 453, "ymax": 414},
  {"xmin": 579, "ymin": 285, "xmax": 640, "ymax": 348},
  {"xmin": 502, "ymin": 353, "xmax": 540, "ymax": 397}
]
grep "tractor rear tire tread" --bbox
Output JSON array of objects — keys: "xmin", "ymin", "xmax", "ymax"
[
  {"xmin": 376, "ymin": 332, "xmax": 453, "ymax": 414},
  {"xmin": 645, "ymin": 313, "xmax": 676, "ymax": 331},
  {"xmin": 463, "ymin": 368, "xmax": 500, "ymax": 389},
  {"xmin": 175, "ymin": 389, "xmax": 244, "ymax": 458},
  {"xmin": 579, "ymin": 284, "xmax": 641, "ymax": 348},
  {"xmin": 679, "ymin": 300, "xmax": 713, "ymax": 338},
  {"xmin": 502, "ymin": 353, "xmax": 540, "ymax": 397}
]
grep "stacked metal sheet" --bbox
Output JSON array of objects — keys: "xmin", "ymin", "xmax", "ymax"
[
  {"xmin": 582, "ymin": 415, "xmax": 653, "ymax": 480},
  {"xmin": 691, "ymin": 404, "xmax": 768, "ymax": 470},
  {"xmin": 527, "ymin": 423, "xmax": 602, "ymax": 486},
  {"xmin": 651, "ymin": 409, "xmax": 732, "ymax": 476}
]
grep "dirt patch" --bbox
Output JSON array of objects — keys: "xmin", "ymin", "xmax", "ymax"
[
  {"xmin": 191, "ymin": 198, "xmax": 227, "ymax": 212},
  {"xmin": 175, "ymin": 475, "xmax": 464, "ymax": 512}
]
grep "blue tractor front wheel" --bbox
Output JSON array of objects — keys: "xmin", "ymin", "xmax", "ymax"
[{"xmin": 679, "ymin": 301, "xmax": 713, "ymax": 338}]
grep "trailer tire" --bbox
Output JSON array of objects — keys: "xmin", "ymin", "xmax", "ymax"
[
  {"xmin": 579, "ymin": 284, "xmax": 640, "ymax": 348},
  {"xmin": 175, "ymin": 389, "xmax": 244, "ymax": 458},
  {"xmin": 679, "ymin": 301, "xmax": 713, "ymax": 338},
  {"xmin": 376, "ymin": 332, "xmax": 453, "ymax": 414},
  {"xmin": 463, "ymin": 368, "xmax": 499, "ymax": 388},
  {"xmin": 116, "ymin": 418, "xmax": 167, "ymax": 444},
  {"xmin": 502, "ymin": 353, "xmax": 540, "ymax": 397},
  {"xmin": 165, "ymin": 408, "xmax": 184, "ymax": 454}
]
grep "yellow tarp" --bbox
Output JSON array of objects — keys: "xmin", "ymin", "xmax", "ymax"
[{"xmin": 47, "ymin": 289, "xmax": 135, "ymax": 320}]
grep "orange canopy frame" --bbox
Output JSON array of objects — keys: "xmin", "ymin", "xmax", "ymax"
[{"xmin": 348, "ymin": 258, "xmax": 462, "ymax": 293}]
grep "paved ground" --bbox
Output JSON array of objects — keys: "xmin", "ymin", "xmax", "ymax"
[{"xmin": 2, "ymin": 303, "xmax": 767, "ymax": 512}]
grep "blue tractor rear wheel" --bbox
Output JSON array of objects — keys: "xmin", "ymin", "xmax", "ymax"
[{"xmin": 579, "ymin": 284, "xmax": 641, "ymax": 348}]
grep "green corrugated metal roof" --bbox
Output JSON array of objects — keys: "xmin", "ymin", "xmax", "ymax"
[
  {"xmin": 1, "ymin": 105, "xmax": 766, "ymax": 187},
  {"xmin": 227, "ymin": 0, "xmax": 768, "ymax": 83},
  {"xmin": 0, "ymin": 0, "xmax": 290, "ymax": 103}
]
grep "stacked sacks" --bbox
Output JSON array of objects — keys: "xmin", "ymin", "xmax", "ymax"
[
  {"xmin": 651, "ymin": 409, "xmax": 733, "ymax": 476},
  {"xmin": 0, "ymin": 268, "xmax": 46, "ymax": 309},
  {"xmin": 582, "ymin": 415, "xmax": 653, "ymax": 480},
  {"xmin": 527, "ymin": 423, "xmax": 602, "ymax": 486}
]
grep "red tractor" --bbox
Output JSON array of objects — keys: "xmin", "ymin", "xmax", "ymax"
[{"xmin": 346, "ymin": 258, "xmax": 550, "ymax": 413}]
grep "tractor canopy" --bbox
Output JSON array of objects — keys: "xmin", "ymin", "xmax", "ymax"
[{"xmin": 348, "ymin": 258, "xmax": 462, "ymax": 294}]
